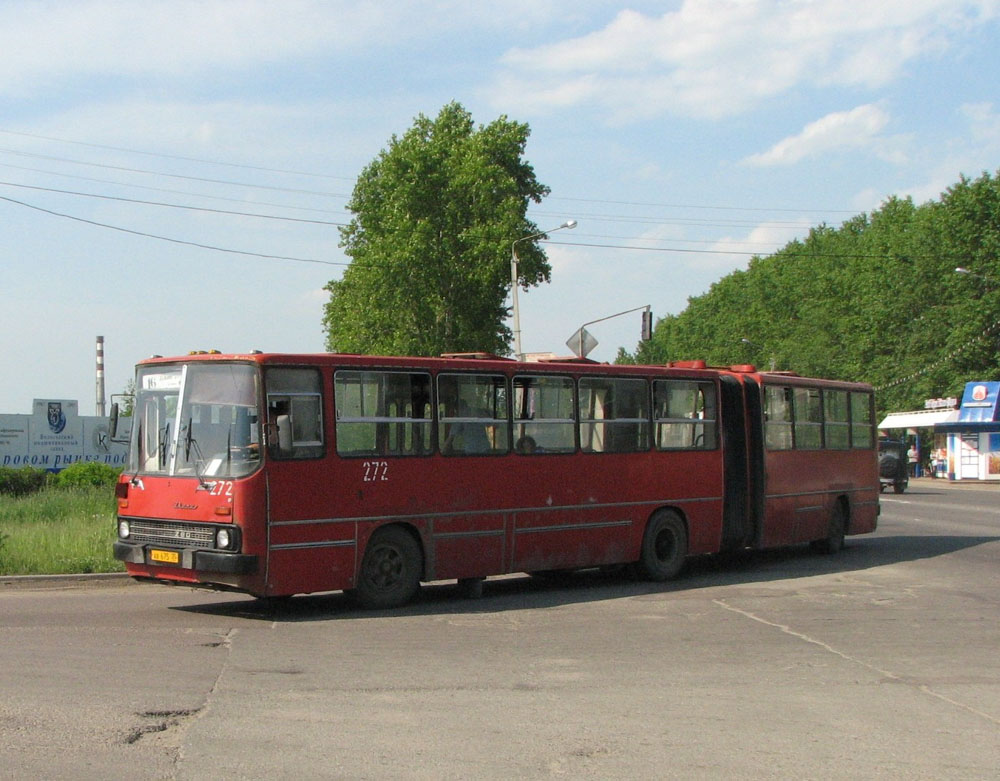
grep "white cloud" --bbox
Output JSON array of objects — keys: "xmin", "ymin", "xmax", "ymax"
[
  {"xmin": 886, "ymin": 102, "xmax": 1000, "ymax": 204},
  {"xmin": 742, "ymin": 104, "xmax": 894, "ymax": 166},
  {"xmin": 488, "ymin": 0, "xmax": 1000, "ymax": 122},
  {"xmin": 961, "ymin": 102, "xmax": 1000, "ymax": 144},
  {"xmin": 0, "ymin": 1, "xmax": 371, "ymax": 93},
  {"xmin": 701, "ymin": 219, "xmax": 813, "ymax": 271},
  {"xmin": 0, "ymin": 0, "xmax": 582, "ymax": 96}
]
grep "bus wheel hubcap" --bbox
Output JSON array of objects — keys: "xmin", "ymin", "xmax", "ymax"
[{"xmin": 371, "ymin": 548, "xmax": 402, "ymax": 586}]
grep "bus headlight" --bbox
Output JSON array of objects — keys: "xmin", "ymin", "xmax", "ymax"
[
  {"xmin": 118, "ymin": 520, "xmax": 130, "ymax": 539},
  {"xmin": 216, "ymin": 528, "xmax": 233, "ymax": 550}
]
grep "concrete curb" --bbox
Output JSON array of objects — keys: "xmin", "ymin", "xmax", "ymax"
[
  {"xmin": 1, "ymin": 572, "xmax": 131, "ymax": 589},
  {"xmin": 908, "ymin": 477, "xmax": 1000, "ymax": 490}
]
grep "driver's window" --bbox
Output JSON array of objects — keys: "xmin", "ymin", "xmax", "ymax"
[{"xmin": 265, "ymin": 368, "xmax": 324, "ymax": 459}]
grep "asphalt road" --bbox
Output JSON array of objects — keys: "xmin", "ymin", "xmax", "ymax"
[{"xmin": 2, "ymin": 480, "xmax": 999, "ymax": 779}]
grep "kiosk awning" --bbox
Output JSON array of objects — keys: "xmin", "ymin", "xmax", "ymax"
[{"xmin": 878, "ymin": 409, "xmax": 959, "ymax": 429}]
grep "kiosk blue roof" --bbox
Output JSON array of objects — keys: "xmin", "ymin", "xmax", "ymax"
[{"xmin": 936, "ymin": 382, "xmax": 1000, "ymax": 432}]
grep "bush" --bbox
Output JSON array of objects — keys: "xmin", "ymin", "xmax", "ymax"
[
  {"xmin": 0, "ymin": 466, "xmax": 50, "ymax": 497},
  {"xmin": 0, "ymin": 485, "xmax": 121, "ymax": 575},
  {"xmin": 53, "ymin": 461, "xmax": 122, "ymax": 489}
]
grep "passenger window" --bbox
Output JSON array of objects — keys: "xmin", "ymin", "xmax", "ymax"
[
  {"xmin": 794, "ymin": 387, "xmax": 823, "ymax": 449},
  {"xmin": 653, "ymin": 380, "xmax": 717, "ymax": 450},
  {"xmin": 334, "ymin": 371, "xmax": 432, "ymax": 457},
  {"xmin": 851, "ymin": 392, "xmax": 875, "ymax": 449},
  {"xmin": 764, "ymin": 386, "xmax": 794, "ymax": 450},
  {"xmin": 437, "ymin": 374, "xmax": 509, "ymax": 455},
  {"xmin": 825, "ymin": 390, "xmax": 850, "ymax": 449},
  {"xmin": 265, "ymin": 368, "xmax": 324, "ymax": 459},
  {"xmin": 579, "ymin": 377, "xmax": 650, "ymax": 453},
  {"xmin": 512, "ymin": 375, "xmax": 575, "ymax": 454}
]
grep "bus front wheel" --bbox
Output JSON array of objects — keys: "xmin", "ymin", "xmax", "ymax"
[
  {"xmin": 355, "ymin": 526, "xmax": 423, "ymax": 609},
  {"xmin": 636, "ymin": 510, "xmax": 688, "ymax": 581}
]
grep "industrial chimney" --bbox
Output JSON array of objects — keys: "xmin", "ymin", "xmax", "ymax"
[{"xmin": 96, "ymin": 335, "xmax": 106, "ymax": 417}]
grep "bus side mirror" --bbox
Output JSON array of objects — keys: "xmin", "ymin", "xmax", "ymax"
[{"xmin": 108, "ymin": 395, "xmax": 132, "ymax": 443}]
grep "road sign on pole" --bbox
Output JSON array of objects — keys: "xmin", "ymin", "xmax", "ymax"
[{"xmin": 566, "ymin": 327, "xmax": 598, "ymax": 358}]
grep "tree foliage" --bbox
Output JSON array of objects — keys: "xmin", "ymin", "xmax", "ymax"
[
  {"xmin": 323, "ymin": 102, "xmax": 551, "ymax": 356},
  {"xmin": 629, "ymin": 170, "xmax": 1000, "ymax": 415}
]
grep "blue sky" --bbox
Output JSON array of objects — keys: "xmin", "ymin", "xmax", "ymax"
[{"xmin": 1, "ymin": 0, "xmax": 998, "ymax": 414}]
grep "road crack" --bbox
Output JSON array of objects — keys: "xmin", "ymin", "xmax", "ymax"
[
  {"xmin": 713, "ymin": 598, "xmax": 1000, "ymax": 727},
  {"xmin": 122, "ymin": 709, "xmax": 199, "ymax": 745}
]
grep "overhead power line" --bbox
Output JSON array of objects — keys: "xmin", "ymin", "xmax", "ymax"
[
  {"xmin": 0, "ymin": 180, "xmax": 348, "ymax": 226},
  {"xmin": 548, "ymin": 194, "xmax": 857, "ymax": 215},
  {"xmin": 0, "ymin": 146, "xmax": 351, "ymax": 199},
  {"xmin": 0, "ymin": 160, "xmax": 347, "ymax": 216},
  {"xmin": 0, "ymin": 179, "xmax": 789, "ymax": 250},
  {"xmin": 1, "ymin": 188, "xmax": 963, "ymax": 269},
  {"xmin": 0, "ymin": 127, "xmax": 356, "ymax": 182},
  {"xmin": 0, "ymin": 194, "xmax": 345, "ymax": 267},
  {"xmin": 554, "ymin": 239, "xmax": 958, "ymax": 261},
  {"xmin": 0, "ymin": 128, "xmax": 860, "ymax": 217}
]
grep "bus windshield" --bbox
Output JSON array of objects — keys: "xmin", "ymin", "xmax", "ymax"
[{"xmin": 129, "ymin": 363, "xmax": 261, "ymax": 479}]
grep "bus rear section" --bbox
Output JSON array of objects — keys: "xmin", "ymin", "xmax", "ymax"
[{"xmin": 750, "ymin": 373, "xmax": 879, "ymax": 551}]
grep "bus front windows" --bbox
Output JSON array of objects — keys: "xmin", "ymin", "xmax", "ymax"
[{"xmin": 130, "ymin": 363, "xmax": 261, "ymax": 479}]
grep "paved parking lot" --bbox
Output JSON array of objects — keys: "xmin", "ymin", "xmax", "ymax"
[{"xmin": 2, "ymin": 485, "xmax": 999, "ymax": 779}]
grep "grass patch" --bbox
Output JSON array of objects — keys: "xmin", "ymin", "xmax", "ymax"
[{"xmin": 0, "ymin": 486, "xmax": 124, "ymax": 575}]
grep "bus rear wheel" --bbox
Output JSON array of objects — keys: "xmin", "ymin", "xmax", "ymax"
[
  {"xmin": 811, "ymin": 502, "xmax": 847, "ymax": 554},
  {"xmin": 636, "ymin": 510, "xmax": 688, "ymax": 581},
  {"xmin": 355, "ymin": 526, "xmax": 423, "ymax": 609}
]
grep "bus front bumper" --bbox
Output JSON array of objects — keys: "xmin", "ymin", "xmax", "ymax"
[{"xmin": 113, "ymin": 542, "xmax": 258, "ymax": 575}]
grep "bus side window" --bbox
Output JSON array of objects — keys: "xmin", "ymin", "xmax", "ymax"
[
  {"xmin": 653, "ymin": 380, "xmax": 717, "ymax": 450},
  {"xmin": 513, "ymin": 375, "xmax": 576, "ymax": 454},
  {"xmin": 764, "ymin": 386, "xmax": 794, "ymax": 450},
  {"xmin": 825, "ymin": 390, "xmax": 850, "ymax": 449},
  {"xmin": 264, "ymin": 368, "xmax": 324, "ymax": 459},
  {"xmin": 437, "ymin": 373, "xmax": 509, "ymax": 456},
  {"xmin": 793, "ymin": 387, "xmax": 823, "ymax": 449},
  {"xmin": 579, "ymin": 377, "xmax": 650, "ymax": 453},
  {"xmin": 334, "ymin": 370, "xmax": 432, "ymax": 457},
  {"xmin": 850, "ymin": 392, "xmax": 875, "ymax": 449}
]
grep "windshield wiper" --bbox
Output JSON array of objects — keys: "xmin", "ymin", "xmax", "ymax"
[
  {"xmin": 157, "ymin": 422, "xmax": 170, "ymax": 469},
  {"xmin": 182, "ymin": 418, "xmax": 211, "ymax": 490}
]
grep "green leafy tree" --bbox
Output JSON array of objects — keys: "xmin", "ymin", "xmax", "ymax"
[
  {"xmin": 627, "ymin": 170, "xmax": 1000, "ymax": 417},
  {"xmin": 323, "ymin": 102, "xmax": 551, "ymax": 356}
]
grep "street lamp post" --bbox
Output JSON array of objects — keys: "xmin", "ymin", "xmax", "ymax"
[
  {"xmin": 741, "ymin": 337, "xmax": 777, "ymax": 371},
  {"xmin": 955, "ymin": 267, "xmax": 993, "ymax": 284},
  {"xmin": 511, "ymin": 219, "xmax": 576, "ymax": 360}
]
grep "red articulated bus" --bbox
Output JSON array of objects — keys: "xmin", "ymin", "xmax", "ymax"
[{"xmin": 112, "ymin": 352, "xmax": 879, "ymax": 608}]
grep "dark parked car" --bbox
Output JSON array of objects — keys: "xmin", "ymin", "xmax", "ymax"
[{"xmin": 878, "ymin": 438, "xmax": 908, "ymax": 493}]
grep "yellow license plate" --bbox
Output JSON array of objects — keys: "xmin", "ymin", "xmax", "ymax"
[{"xmin": 149, "ymin": 549, "xmax": 180, "ymax": 565}]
